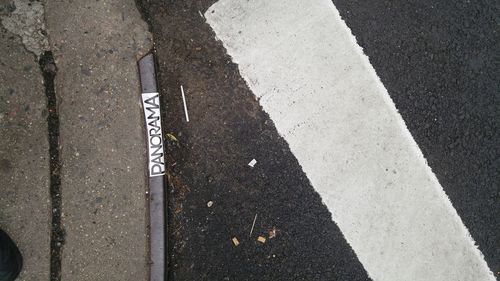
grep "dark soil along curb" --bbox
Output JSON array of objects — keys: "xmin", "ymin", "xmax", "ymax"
[{"xmin": 135, "ymin": 1, "xmax": 371, "ymax": 280}]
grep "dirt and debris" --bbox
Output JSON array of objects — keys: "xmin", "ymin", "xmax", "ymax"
[{"xmin": 136, "ymin": 0, "xmax": 371, "ymax": 280}]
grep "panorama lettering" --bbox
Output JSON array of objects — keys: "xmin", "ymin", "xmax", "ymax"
[{"xmin": 142, "ymin": 93, "xmax": 165, "ymax": 177}]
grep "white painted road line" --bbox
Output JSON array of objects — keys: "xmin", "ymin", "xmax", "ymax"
[{"xmin": 205, "ymin": 0, "xmax": 495, "ymax": 280}]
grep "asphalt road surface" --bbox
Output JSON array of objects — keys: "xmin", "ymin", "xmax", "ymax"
[
  {"xmin": 332, "ymin": 0, "xmax": 499, "ymax": 274},
  {"xmin": 137, "ymin": 0, "xmax": 498, "ymax": 280}
]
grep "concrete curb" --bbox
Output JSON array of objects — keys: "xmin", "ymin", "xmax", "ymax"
[{"xmin": 139, "ymin": 53, "xmax": 166, "ymax": 281}]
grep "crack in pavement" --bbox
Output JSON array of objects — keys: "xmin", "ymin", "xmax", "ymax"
[{"xmin": 39, "ymin": 51, "xmax": 64, "ymax": 281}]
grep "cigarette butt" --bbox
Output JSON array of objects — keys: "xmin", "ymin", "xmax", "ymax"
[
  {"xmin": 257, "ymin": 236, "xmax": 266, "ymax": 243},
  {"xmin": 232, "ymin": 237, "xmax": 240, "ymax": 246},
  {"xmin": 269, "ymin": 227, "xmax": 278, "ymax": 239}
]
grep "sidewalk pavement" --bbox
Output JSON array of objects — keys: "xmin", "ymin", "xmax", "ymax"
[
  {"xmin": 1, "ymin": 0, "xmax": 153, "ymax": 280},
  {"xmin": 0, "ymin": 24, "xmax": 50, "ymax": 281}
]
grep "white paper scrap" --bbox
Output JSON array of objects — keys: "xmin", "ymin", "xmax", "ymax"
[{"xmin": 248, "ymin": 159, "xmax": 257, "ymax": 168}]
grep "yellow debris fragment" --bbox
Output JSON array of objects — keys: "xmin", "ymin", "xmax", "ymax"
[
  {"xmin": 257, "ymin": 236, "xmax": 266, "ymax": 243},
  {"xmin": 232, "ymin": 237, "xmax": 240, "ymax": 246},
  {"xmin": 166, "ymin": 133, "xmax": 179, "ymax": 142}
]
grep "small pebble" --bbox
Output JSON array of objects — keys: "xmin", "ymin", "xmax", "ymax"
[{"xmin": 207, "ymin": 201, "xmax": 213, "ymax": 208}]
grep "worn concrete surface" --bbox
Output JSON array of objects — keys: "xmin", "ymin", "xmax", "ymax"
[
  {"xmin": 0, "ymin": 0, "xmax": 49, "ymax": 56},
  {"xmin": 0, "ymin": 25, "xmax": 50, "ymax": 281},
  {"xmin": 44, "ymin": 0, "xmax": 152, "ymax": 279}
]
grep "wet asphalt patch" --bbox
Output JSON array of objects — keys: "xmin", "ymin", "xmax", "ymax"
[{"xmin": 136, "ymin": 1, "xmax": 370, "ymax": 280}]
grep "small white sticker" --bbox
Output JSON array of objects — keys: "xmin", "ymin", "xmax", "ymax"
[
  {"xmin": 248, "ymin": 159, "xmax": 257, "ymax": 167},
  {"xmin": 142, "ymin": 92, "xmax": 165, "ymax": 177}
]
